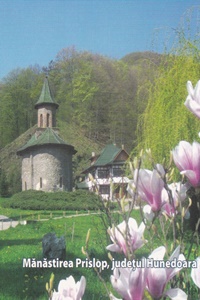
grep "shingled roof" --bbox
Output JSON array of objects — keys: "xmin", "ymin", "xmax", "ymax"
[
  {"xmin": 94, "ymin": 144, "xmax": 122, "ymax": 166},
  {"xmin": 82, "ymin": 144, "xmax": 127, "ymax": 175},
  {"xmin": 35, "ymin": 76, "xmax": 59, "ymax": 109},
  {"xmin": 17, "ymin": 128, "xmax": 76, "ymax": 154}
]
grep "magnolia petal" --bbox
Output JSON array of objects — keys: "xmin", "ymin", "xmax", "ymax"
[
  {"xmin": 137, "ymin": 169, "xmax": 153, "ymax": 204},
  {"xmin": 107, "ymin": 218, "xmax": 146, "ymax": 255},
  {"xmin": 156, "ymin": 163, "xmax": 165, "ymax": 177},
  {"xmin": 186, "ymin": 81, "xmax": 194, "ymax": 98},
  {"xmin": 184, "ymin": 98, "xmax": 200, "ymax": 118},
  {"xmin": 127, "ymin": 180, "xmax": 135, "ymax": 197},
  {"xmin": 169, "ymin": 245, "xmax": 180, "ymax": 261},
  {"xmin": 172, "ymin": 141, "xmax": 192, "ymax": 171},
  {"xmin": 106, "ymin": 244, "xmax": 121, "ymax": 253},
  {"xmin": 138, "ymin": 221, "xmax": 145, "ymax": 235},
  {"xmin": 194, "ymin": 80, "xmax": 200, "ymax": 103},
  {"xmin": 181, "ymin": 170, "xmax": 198, "ymax": 187},
  {"xmin": 185, "ymin": 79, "xmax": 200, "ymax": 117},
  {"xmin": 110, "ymin": 275, "xmax": 131, "ymax": 300},
  {"xmin": 191, "ymin": 257, "xmax": 200, "ymax": 288},
  {"xmin": 192, "ymin": 142, "xmax": 200, "ymax": 179},
  {"xmin": 128, "ymin": 218, "xmax": 138, "ymax": 232},
  {"xmin": 148, "ymin": 246, "xmax": 166, "ymax": 260},
  {"xmin": 177, "ymin": 141, "xmax": 193, "ymax": 170},
  {"xmin": 109, "ymin": 293, "xmax": 122, "ymax": 300},
  {"xmin": 76, "ymin": 276, "xmax": 86, "ymax": 299},
  {"xmin": 147, "ymin": 267, "xmax": 166, "ymax": 299},
  {"xmin": 53, "ymin": 275, "xmax": 86, "ymax": 300},
  {"xmin": 51, "ymin": 292, "xmax": 61, "ymax": 300},
  {"xmin": 143, "ymin": 205, "xmax": 155, "ymax": 221},
  {"xmin": 151, "ymin": 169, "xmax": 164, "ymax": 210},
  {"xmin": 173, "ymin": 140, "xmax": 200, "ymax": 187},
  {"xmin": 129, "ymin": 267, "xmax": 146, "ymax": 300},
  {"xmin": 167, "ymin": 253, "xmax": 186, "ymax": 281},
  {"xmin": 164, "ymin": 288, "xmax": 188, "ymax": 300},
  {"xmin": 58, "ymin": 277, "xmax": 76, "ymax": 297},
  {"xmin": 117, "ymin": 220, "xmax": 127, "ymax": 232}
]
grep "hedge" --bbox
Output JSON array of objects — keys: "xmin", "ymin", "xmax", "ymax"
[{"xmin": 2, "ymin": 190, "xmax": 107, "ymax": 211}]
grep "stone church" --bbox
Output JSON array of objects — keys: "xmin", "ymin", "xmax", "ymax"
[{"xmin": 17, "ymin": 77, "xmax": 76, "ymax": 192}]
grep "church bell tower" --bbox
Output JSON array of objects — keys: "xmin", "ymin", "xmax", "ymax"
[{"xmin": 35, "ymin": 76, "xmax": 59, "ymax": 128}]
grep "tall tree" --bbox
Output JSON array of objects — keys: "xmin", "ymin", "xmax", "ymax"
[
  {"xmin": 136, "ymin": 45, "xmax": 200, "ymax": 164},
  {"xmin": 0, "ymin": 67, "xmax": 42, "ymax": 148}
]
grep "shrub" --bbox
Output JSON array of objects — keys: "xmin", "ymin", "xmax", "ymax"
[{"xmin": 1, "ymin": 189, "xmax": 107, "ymax": 211}]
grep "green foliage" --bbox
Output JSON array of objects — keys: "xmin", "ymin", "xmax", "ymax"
[
  {"xmin": 121, "ymin": 51, "xmax": 163, "ymax": 67},
  {"xmin": 2, "ymin": 190, "xmax": 106, "ymax": 211},
  {"xmin": 49, "ymin": 49, "xmax": 144, "ymax": 148},
  {"xmin": 136, "ymin": 44, "xmax": 200, "ymax": 165},
  {"xmin": 0, "ymin": 68, "xmax": 42, "ymax": 149}
]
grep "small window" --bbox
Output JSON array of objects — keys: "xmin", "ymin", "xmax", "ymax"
[
  {"xmin": 25, "ymin": 181, "xmax": 27, "ymax": 191},
  {"xmin": 47, "ymin": 113, "xmax": 50, "ymax": 127},
  {"xmin": 98, "ymin": 168, "xmax": 109, "ymax": 179},
  {"xmin": 99, "ymin": 185, "xmax": 110, "ymax": 195},
  {"xmin": 60, "ymin": 176, "xmax": 63, "ymax": 188},
  {"xmin": 40, "ymin": 114, "xmax": 43, "ymax": 127},
  {"xmin": 113, "ymin": 167, "xmax": 124, "ymax": 177},
  {"xmin": 40, "ymin": 177, "xmax": 42, "ymax": 189}
]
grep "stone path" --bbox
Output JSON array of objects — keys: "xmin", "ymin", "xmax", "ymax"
[{"xmin": 0, "ymin": 215, "xmax": 26, "ymax": 231}]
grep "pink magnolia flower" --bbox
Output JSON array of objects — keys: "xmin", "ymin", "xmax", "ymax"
[
  {"xmin": 146, "ymin": 246, "xmax": 187, "ymax": 300},
  {"xmin": 110, "ymin": 259, "xmax": 147, "ymax": 300},
  {"xmin": 106, "ymin": 218, "xmax": 146, "ymax": 256},
  {"xmin": 133, "ymin": 165, "xmax": 166, "ymax": 212},
  {"xmin": 191, "ymin": 257, "xmax": 200, "ymax": 289},
  {"xmin": 160, "ymin": 182, "xmax": 189, "ymax": 218},
  {"xmin": 168, "ymin": 182, "xmax": 189, "ymax": 207},
  {"xmin": 143, "ymin": 204, "xmax": 155, "ymax": 221},
  {"xmin": 172, "ymin": 141, "xmax": 200, "ymax": 187},
  {"xmin": 184, "ymin": 80, "xmax": 200, "ymax": 118},
  {"xmin": 143, "ymin": 181, "xmax": 189, "ymax": 220},
  {"xmin": 51, "ymin": 275, "xmax": 86, "ymax": 300}
]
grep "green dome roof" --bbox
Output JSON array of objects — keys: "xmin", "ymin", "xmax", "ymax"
[{"xmin": 17, "ymin": 128, "xmax": 76, "ymax": 154}]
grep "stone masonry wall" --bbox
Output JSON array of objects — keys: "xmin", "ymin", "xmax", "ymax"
[{"xmin": 21, "ymin": 145, "xmax": 73, "ymax": 192}]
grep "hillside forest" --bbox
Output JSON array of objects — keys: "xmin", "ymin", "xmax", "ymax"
[{"xmin": 1, "ymin": 27, "xmax": 200, "ymax": 195}]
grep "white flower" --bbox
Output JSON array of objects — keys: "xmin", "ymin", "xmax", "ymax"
[{"xmin": 51, "ymin": 275, "xmax": 86, "ymax": 300}]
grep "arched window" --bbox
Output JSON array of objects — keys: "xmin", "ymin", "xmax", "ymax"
[
  {"xmin": 47, "ymin": 113, "xmax": 50, "ymax": 127},
  {"xmin": 60, "ymin": 176, "xmax": 63, "ymax": 188},
  {"xmin": 40, "ymin": 177, "xmax": 43, "ymax": 189},
  {"xmin": 40, "ymin": 114, "xmax": 43, "ymax": 127}
]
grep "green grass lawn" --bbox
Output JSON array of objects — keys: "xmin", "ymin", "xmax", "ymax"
[
  {"xmin": 0, "ymin": 197, "xmax": 198, "ymax": 299},
  {"xmin": 0, "ymin": 213, "xmax": 112, "ymax": 299},
  {"xmin": 0, "ymin": 197, "xmax": 124, "ymax": 300}
]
